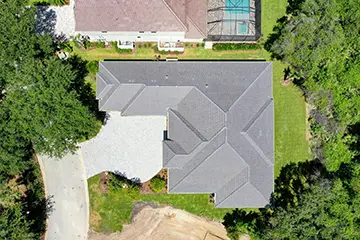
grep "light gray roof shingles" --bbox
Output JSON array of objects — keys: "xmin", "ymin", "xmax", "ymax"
[{"xmin": 96, "ymin": 61, "xmax": 274, "ymax": 208}]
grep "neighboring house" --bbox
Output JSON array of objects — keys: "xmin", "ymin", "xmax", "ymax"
[
  {"xmin": 74, "ymin": 0, "xmax": 261, "ymax": 48},
  {"xmin": 96, "ymin": 61, "xmax": 274, "ymax": 208}
]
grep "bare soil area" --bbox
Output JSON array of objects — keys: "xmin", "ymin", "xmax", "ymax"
[
  {"xmin": 88, "ymin": 204, "xmax": 230, "ymax": 240},
  {"xmin": 280, "ymin": 76, "xmax": 292, "ymax": 86}
]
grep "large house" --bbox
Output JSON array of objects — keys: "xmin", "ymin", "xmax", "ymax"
[
  {"xmin": 74, "ymin": 0, "xmax": 261, "ymax": 48},
  {"xmin": 96, "ymin": 61, "xmax": 274, "ymax": 208}
]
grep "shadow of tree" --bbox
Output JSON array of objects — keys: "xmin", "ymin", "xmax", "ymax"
[
  {"xmin": 65, "ymin": 55, "xmax": 105, "ymax": 122},
  {"xmin": 21, "ymin": 162, "xmax": 54, "ymax": 237},
  {"xmin": 286, "ymin": 0, "xmax": 306, "ymax": 15},
  {"xmin": 263, "ymin": 16, "xmax": 288, "ymax": 60},
  {"xmin": 35, "ymin": 6, "xmax": 56, "ymax": 37},
  {"xmin": 113, "ymin": 171, "xmax": 141, "ymax": 185}
]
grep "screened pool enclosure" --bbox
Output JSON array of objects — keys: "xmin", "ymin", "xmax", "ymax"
[{"xmin": 207, "ymin": 0, "xmax": 261, "ymax": 41}]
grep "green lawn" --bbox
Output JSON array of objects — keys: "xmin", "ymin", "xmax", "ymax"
[
  {"xmin": 86, "ymin": 0, "xmax": 310, "ymax": 232},
  {"xmin": 72, "ymin": 43, "xmax": 266, "ymax": 61}
]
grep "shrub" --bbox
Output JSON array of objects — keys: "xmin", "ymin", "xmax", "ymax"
[
  {"xmin": 147, "ymin": 43, "xmax": 153, "ymax": 48},
  {"xmin": 90, "ymin": 41, "xmax": 106, "ymax": 48},
  {"xmin": 83, "ymin": 40, "xmax": 91, "ymax": 49},
  {"xmin": 212, "ymin": 43, "xmax": 261, "ymax": 51},
  {"xmin": 49, "ymin": 0, "xmax": 67, "ymax": 6},
  {"xmin": 196, "ymin": 43, "xmax": 200, "ymax": 47},
  {"xmin": 138, "ymin": 43, "xmax": 143, "ymax": 48},
  {"xmin": 59, "ymin": 41, "xmax": 73, "ymax": 53},
  {"xmin": 201, "ymin": 42, "xmax": 205, "ymax": 47},
  {"xmin": 86, "ymin": 61, "xmax": 99, "ymax": 75},
  {"xmin": 185, "ymin": 43, "xmax": 190, "ymax": 47},
  {"xmin": 150, "ymin": 176, "xmax": 166, "ymax": 193}
]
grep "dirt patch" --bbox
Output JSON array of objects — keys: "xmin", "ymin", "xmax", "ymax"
[
  {"xmin": 90, "ymin": 210, "xmax": 102, "ymax": 231},
  {"xmin": 100, "ymin": 172, "xmax": 110, "ymax": 194},
  {"xmin": 280, "ymin": 76, "xmax": 292, "ymax": 86},
  {"xmin": 88, "ymin": 205, "xmax": 229, "ymax": 240},
  {"xmin": 140, "ymin": 169, "xmax": 168, "ymax": 194}
]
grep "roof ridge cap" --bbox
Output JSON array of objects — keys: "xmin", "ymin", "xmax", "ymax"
[
  {"xmin": 187, "ymin": 16, "xmax": 206, "ymax": 38},
  {"xmin": 228, "ymin": 63, "xmax": 272, "ymax": 112},
  {"xmin": 121, "ymin": 85, "xmax": 147, "ymax": 114},
  {"xmin": 161, "ymin": 0, "xmax": 188, "ymax": 31},
  {"xmin": 187, "ymin": 87, "xmax": 225, "ymax": 114},
  {"xmin": 169, "ymin": 108, "xmax": 207, "ymax": 141},
  {"xmin": 100, "ymin": 62, "xmax": 121, "ymax": 84},
  {"xmin": 169, "ymin": 140, "xmax": 226, "ymax": 191},
  {"xmin": 240, "ymin": 132, "xmax": 273, "ymax": 166},
  {"xmin": 215, "ymin": 168, "xmax": 248, "ymax": 206},
  {"xmin": 241, "ymin": 98, "xmax": 273, "ymax": 132}
]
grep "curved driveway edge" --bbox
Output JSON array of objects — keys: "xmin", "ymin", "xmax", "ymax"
[
  {"xmin": 80, "ymin": 112, "xmax": 166, "ymax": 182},
  {"xmin": 37, "ymin": 150, "xmax": 89, "ymax": 240}
]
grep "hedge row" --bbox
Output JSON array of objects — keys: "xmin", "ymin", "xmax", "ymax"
[{"xmin": 212, "ymin": 43, "xmax": 261, "ymax": 51}]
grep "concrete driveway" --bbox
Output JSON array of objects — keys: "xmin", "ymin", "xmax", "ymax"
[
  {"xmin": 38, "ymin": 150, "xmax": 89, "ymax": 240},
  {"xmin": 81, "ymin": 112, "xmax": 166, "ymax": 182}
]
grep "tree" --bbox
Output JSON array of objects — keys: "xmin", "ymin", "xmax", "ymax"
[
  {"xmin": 264, "ymin": 180, "xmax": 360, "ymax": 239},
  {"xmin": 265, "ymin": 0, "xmax": 360, "ymax": 171},
  {"xmin": 1, "ymin": 58, "xmax": 99, "ymax": 157},
  {"xmin": 0, "ymin": 205, "xmax": 36, "ymax": 239}
]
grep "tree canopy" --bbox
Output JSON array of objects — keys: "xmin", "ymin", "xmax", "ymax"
[
  {"xmin": 265, "ymin": 0, "xmax": 360, "ymax": 171},
  {"xmin": 223, "ymin": 0, "xmax": 360, "ymax": 239},
  {"xmin": 0, "ymin": 0, "xmax": 102, "ymax": 238}
]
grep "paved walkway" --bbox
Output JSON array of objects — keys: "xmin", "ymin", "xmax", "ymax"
[
  {"xmin": 81, "ymin": 112, "xmax": 166, "ymax": 182},
  {"xmin": 38, "ymin": 150, "xmax": 89, "ymax": 240}
]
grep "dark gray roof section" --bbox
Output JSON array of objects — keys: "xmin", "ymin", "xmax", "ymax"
[{"xmin": 96, "ymin": 61, "xmax": 274, "ymax": 208}]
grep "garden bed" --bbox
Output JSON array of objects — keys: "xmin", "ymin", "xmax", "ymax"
[{"xmin": 140, "ymin": 169, "xmax": 167, "ymax": 194}]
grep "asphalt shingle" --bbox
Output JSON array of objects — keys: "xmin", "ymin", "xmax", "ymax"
[{"xmin": 96, "ymin": 61, "xmax": 274, "ymax": 208}]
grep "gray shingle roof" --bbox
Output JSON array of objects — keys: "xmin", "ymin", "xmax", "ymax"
[{"xmin": 96, "ymin": 61, "xmax": 274, "ymax": 208}]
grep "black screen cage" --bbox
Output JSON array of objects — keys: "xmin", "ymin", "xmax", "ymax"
[{"xmin": 206, "ymin": 0, "xmax": 261, "ymax": 42}]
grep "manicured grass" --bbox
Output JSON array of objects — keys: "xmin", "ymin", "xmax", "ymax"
[
  {"xmin": 86, "ymin": 0, "xmax": 310, "ymax": 232},
  {"xmin": 70, "ymin": 43, "xmax": 266, "ymax": 61},
  {"xmin": 262, "ymin": 0, "xmax": 288, "ymax": 39},
  {"xmin": 272, "ymin": 61, "xmax": 310, "ymax": 176}
]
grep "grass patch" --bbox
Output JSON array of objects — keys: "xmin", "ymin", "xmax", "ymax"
[
  {"xmin": 70, "ymin": 41, "xmax": 265, "ymax": 61},
  {"xmin": 88, "ymin": 174, "xmax": 235, "ymax": 232},
  {"xmin": 272, "ymin": 61, "xmax": 310, "ymax": 176}
]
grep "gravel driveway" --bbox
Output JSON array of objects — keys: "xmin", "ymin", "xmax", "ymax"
[
  {"xmin": 80, "ymin": 112, "xmax": 166, "ymax": 182},
  {"xmin": 37, "ymin": 150, "xmax": 89, "ymax": 240}
]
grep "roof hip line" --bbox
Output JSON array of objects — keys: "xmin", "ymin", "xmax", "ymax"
[
  {"xmin": 241, "ymin": 98, "xmax": 273, "ymax": 132},
  {"xmin": 240, "ymin": 132, "xmax": 273, "ymax": 166},
  {"xmin": 161, "ymin": 0, "xmax": 188, "ymax": 31},
  {"xmin": 169, "ymin": 128, "xmax": 226, "ymax": 191},
  {"xmin": 228, "ymin": 63, "xmax": 272, "ymax": 112}
]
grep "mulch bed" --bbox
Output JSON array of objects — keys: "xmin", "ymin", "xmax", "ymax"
[
  {"xmin": 99, "ymin": 172, "xmax": 111, "ymax": 194},
  {"xmin": 140, "ymin": 169, "xmax": 168, "ymax": 194}
]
